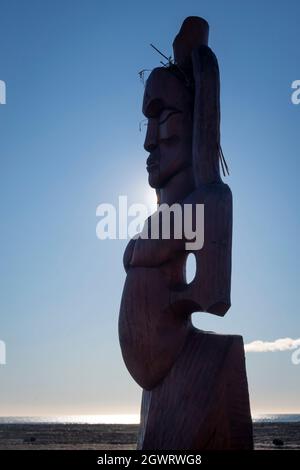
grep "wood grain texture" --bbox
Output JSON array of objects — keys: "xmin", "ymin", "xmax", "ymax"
[
  {"xmin": 119, "ymin": 182, "xmax": 232, "ymax": 389},
  {"xmin": 137, "ymin": 328, "xmax": 253, "ymax": 450}
]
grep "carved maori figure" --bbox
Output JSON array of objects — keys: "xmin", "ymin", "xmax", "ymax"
[{"xmin": 119, "ymin": 16, "xmax": 253, "ymax": 450}]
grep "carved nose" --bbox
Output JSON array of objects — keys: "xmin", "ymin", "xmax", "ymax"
[{"xmin": 144, "ymin": 119, "xmax": 158, "ymax": 152}]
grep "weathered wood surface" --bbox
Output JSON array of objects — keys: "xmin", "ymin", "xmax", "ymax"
[
  {"xmin": 119, "ymin": 182, "xmax": 232, "ymax": 390},
  {"xmin": 137, "ymin": 328, "xmax": 253, "ymax": 450}
]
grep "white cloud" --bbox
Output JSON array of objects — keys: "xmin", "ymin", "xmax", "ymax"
[{"xmin": 245, "ymin": 337, "xmax": 300, "ymax": 353}]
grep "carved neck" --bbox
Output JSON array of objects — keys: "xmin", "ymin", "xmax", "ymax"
[{"xmin": 158, "ymin": 166, "xmax": 195, "ymax": 205}]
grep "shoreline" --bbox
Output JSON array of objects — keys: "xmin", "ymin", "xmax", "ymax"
[{"xmin": 0, "ymin": 422, "xmax": 299, "ymax": 450}]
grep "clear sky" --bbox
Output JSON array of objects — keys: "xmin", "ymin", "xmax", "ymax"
[{"xmin": 0, "ymin": 0, "xmax": 299, "ymax": 417}]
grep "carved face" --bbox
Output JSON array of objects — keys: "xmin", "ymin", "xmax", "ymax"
[{"xmin": 143, "ymin": 68, "xmax": 193, "ymax": 189}]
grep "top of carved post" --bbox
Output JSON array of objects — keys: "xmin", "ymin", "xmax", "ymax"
[
  {"xmin": 173, "ymin": 16, "xmax": 209, "ymax": 69},
  {"xmin": 173, "ymin": 16, "xmax": 222, "ymax": 186}
]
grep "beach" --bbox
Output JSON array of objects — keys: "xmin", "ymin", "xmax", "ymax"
[{"xmin": 0, "ymin": 422, "xmax": 299, "ymax": 450}]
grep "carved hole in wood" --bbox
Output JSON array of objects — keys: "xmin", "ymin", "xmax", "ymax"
[{"xmin": 185, "ymin": 252, "xmax": 197, "ymax": 284}]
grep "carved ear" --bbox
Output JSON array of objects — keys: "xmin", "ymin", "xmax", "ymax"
[{"xmin": 191, "ymin": 45, "xmax": 221, "ymax": 186}]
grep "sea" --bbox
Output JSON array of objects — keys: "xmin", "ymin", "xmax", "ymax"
[{"xmin": 0, "ymin": 414, "xmax": 299, "ymax": 425}]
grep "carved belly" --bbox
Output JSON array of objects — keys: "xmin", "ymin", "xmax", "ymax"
[{"xmin": 118, "ymin": 267, "xmax": 190, "ymax": 390}]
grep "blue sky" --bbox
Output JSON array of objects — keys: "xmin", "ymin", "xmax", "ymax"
[{"xmin": 0, "ymin": 0, "xmax": 299, "ymax": 416}]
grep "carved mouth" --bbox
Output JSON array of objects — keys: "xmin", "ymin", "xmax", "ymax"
[
  {"xmin": 146, "ymin": 155, "xmax": 159, "ymax": 172},
  {"xmin": 146, "ymin": 163, "xmax": 159, "ymax": 172}
]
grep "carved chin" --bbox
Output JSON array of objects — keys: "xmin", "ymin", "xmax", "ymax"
[
  {"xmin": 148, "ymin": 169, "xmax": 161, "ymax": 189},
  {"xmin": 148, "ymin": 167, "xmax": 171, "ymax": 189}
]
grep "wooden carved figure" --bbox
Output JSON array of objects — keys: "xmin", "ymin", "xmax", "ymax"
[{"xmin": 119, "ymin": 16, "xmax": 253, "ymax": 450}]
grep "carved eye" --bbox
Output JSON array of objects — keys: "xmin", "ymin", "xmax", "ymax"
[
  {"xmin": 159, "ymin": 111, "xmax": 182, "ymax": 141},
  {"xmin": 158, "ymin": 110, "xmax": 181, "ymax": 125}
]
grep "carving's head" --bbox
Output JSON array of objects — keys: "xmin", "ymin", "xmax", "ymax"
[
  {"xmin": 143, "ymin": 66, "xmax": 194, "ymax": 189},
  {"xmin": 142, "ymin": 16, "xmax": 223, "ymax": 190}
]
